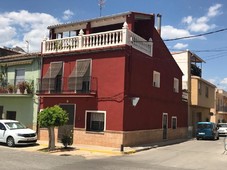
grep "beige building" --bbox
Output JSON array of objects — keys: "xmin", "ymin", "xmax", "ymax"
[
  {"xmin": 172, "ymin": 50, "xmax": 216, "ymax": 136},
  {"xmin": 190, "ymin": 76, "xmax": 216, "ymax": 132},
  {"xmin": 211, "ymin": 89, "xmax": 227, "ymax": 123}
]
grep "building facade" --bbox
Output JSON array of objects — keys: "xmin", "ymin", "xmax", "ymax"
[
  {"xmin": 211, "ymin": 89, "xmax": 227, "ymax": 123},
  {"xmin": 38, "ymin": 12, "xmax": 188, "ymax": 147},
  {"xmin": 0, "ymin": 53, "xmax": 41, "ymax": 130},
  {"xmin": 172, "ymin": 51, "xmax": 216, "ymax": 136}
]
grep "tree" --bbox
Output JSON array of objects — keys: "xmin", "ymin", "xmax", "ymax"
[{"xmin": 38, "ymin": 105, "xmax": 69, "ymax": 150}]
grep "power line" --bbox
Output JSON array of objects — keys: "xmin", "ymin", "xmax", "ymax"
[{"xmin": 164, "ymin": 28, "xmax": 227, "ymax": 41}]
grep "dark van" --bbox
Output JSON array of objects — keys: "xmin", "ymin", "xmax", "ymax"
[{"xmin": 196, "ymin": 122, "xmax": 219, "ymax": 140}]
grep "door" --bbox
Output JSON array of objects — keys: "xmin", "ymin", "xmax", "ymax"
[
  {"xmin": 162, "ymin": 113, "xmax": 168, "ymax": 140},
  {"xmin": 58, "ymin": 104, "xmax": 75, "ymax": 141},
  {"xmin": 0, "ymin": 106, "xmax": 3, "ymax": 119}
]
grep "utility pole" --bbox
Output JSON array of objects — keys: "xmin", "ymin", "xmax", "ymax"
[{"xmin": 98, "ymin": 0, "xmax": 105, "ymax": 17}]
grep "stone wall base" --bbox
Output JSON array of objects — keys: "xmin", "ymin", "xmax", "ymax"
[{"xmin": 38, "ymin": 127, "xmax": 188, "ymax": 148}]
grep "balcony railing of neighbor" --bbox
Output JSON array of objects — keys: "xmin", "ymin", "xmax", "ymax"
[
  {"xmin": 0, "ymin": 79, "xmax": 34, "ymax": 95},
  {"xmin": 42, "ymin": 22, "xmax": 153, "ymax": 57},
  {"xmin": 217, "ymin": 106, "xmax": 227, "ymax": 113},
  {"xmin": 36, "ymin": 76, "xmax": 97, "ymax": 95}
]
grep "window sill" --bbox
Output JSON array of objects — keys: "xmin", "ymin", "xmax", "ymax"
[{"xmin": 85, "ymin": 131, "xmax": 105, "ymax": 135}]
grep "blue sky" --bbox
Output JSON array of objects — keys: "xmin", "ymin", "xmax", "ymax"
[{"xmin": 0, "ymin": 0, "xmax": 227, "ymax": 90}]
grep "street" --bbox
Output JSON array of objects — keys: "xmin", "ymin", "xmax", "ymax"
[{"xmin": 0, "ymin": 137, "xmax": 227, "ymax": 170}]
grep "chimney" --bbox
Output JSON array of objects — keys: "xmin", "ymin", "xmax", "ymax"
[{"xmin": 157, "ymin": 14, "xmax": 162, "ymax": 35}]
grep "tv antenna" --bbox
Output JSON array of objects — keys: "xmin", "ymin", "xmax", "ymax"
[{"xmin": 98, "ymin": 0, "xmax": 105, "ymax": 17}]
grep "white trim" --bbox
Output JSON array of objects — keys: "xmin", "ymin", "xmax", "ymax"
[
  {"xmin": 85, "ymin": 110, "xmax": 106, "ymax": 131},
  {"xmin": 153, "ymin": 71, "xmax": 160, "ymax": 88},
  {"xmin": 174, "ymin": 78, "xmax": 179, "ymax": 93}
]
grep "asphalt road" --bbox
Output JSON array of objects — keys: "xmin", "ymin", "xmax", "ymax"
[{"xmin": 0, "ymin": 137, "xmax": 227, "ymax": 170}]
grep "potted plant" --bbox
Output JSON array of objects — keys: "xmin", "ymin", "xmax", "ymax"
[
  {"xmin": 61, "ymin": 131, "xmax": 73, "ymax": 148},
  {"xmin": 0, "ymin": 86, "xmax": 8, "ymax": 93},
  {"xmin": 25, "ymin": 81, "xmax": 34, "ymax": 94},
  {"xmin": 7, "ymin": 84, "xmax": 14, "ymax": 93},
  {"xmin": 17, "ymin": 81, "xmax": 27, "ymax": 94}
]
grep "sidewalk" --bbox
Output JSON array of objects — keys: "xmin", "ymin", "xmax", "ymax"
[{"xmin": 23, "ymin": 138, "xmax": 189, "ymax": 156}]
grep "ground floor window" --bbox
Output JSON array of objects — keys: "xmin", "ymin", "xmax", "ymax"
[
  {"xmin": 6, "ymin": 111, "xmax": 16, "ymax": 120},
  {"xmin": 86, "ymin": 111, "xmax": 105, "ymax": 132},
  {"xmin": 172, "ymin": 116, "xmax": 177, "ymax": 129}
]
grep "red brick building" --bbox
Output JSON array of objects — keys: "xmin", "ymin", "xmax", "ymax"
[{"xmin": 37, "ymin": 12, "xmax": 188, "ymax": 147}]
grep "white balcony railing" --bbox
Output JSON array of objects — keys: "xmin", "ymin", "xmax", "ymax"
[{"xmin": 42, "ymin": 22, "xmax": 153, "ymax": 56}]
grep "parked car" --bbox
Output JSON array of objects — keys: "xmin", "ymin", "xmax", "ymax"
[
  {"xmin": 0, "ymin": 120, "xmax": 37, "ymax": 147},
  {"xmin": 196, "ymin": 122, "xmax": 219, "ymax": 140},
  {"xmin": 217, "ymin": 123, "xmax": 227, "ymax": 136}
]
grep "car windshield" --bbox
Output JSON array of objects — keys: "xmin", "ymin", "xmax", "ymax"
[
  {"xmin": 197, "ymin": 124, "xmax": 212, "ymax": 129},
  {"xmin": 5, "ymin": 122, "xmax": 26, "ymax": 130},
  {"xmin": 218, "ymin": 124, "xmax": 227, "ymax": 127}
]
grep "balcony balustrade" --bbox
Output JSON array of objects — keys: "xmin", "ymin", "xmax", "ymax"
[
  {"xmin": 42, "ymin": 22, "xmax": 153, "ymax": 57},
  {"xmin": 217, "ymin": 106, "xmax": 227, "ymax": 113},
  {"xmin": 0, "ymin": 79, "xmax": 34, "ymax": 95},
  {"xmin": 36, "ymin": 76, "xmax": 97, "ymax": 95}
]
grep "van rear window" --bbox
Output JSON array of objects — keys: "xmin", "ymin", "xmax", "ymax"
[{"xmin": 197, "ymin": 124, "xmax": 212, "ymax": 129}]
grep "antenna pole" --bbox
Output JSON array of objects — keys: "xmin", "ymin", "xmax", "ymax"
[{"xmin": 98, "ymin": 0, "xmax": 105, "ymax": 17}]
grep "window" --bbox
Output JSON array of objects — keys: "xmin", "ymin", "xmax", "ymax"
[
  {"xmin": 172, "ymin": 116, "xmax": 177, "ymax": 129},
  {"xmin": 0, "ymin": 123, "xmax": 6, "ymax": 130},
  {"xmin": 205, "ymin": 86, "xmax": 209, "ymax": 98},
  {"xmin": 86, "ymin": 111, "xmax": 105, "ymax": 132},
  {"xmin": 153, "ymin": 71, "xmax": 160, "ymax": 88},
  {"xmin": 173, "ymin": 78, "xmax": 179, "ymax": 93},
  {"xmin": 6, "ymin": 111, "xmax": 16, "ymax": 120},
  {"xmin": 198, "ymin": 82, "xmax": 202, "ymax": 95},
  {"xmin": 42, "ymin": 61, "xmax": 63, "ymax": 92},
  {"xmin": 15, "ymin": 69, "xmax": 25, "ymax": 85}
]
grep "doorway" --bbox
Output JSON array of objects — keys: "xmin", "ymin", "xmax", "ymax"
[
  {"xmin": 58, "ymin": 104, "xmax": 75, "ymax": 141},
  {"xmin": 162, "ymin": 113, "xmax": 168, "ymax": 140}
]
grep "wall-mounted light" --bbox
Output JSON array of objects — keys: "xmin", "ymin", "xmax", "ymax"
[{"xmin": 131, "ymin": 97, "xmax": 140, "ymax": 107}]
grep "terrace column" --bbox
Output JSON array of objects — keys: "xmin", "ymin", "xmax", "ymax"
[
  {"xmin": 78, "ymin": 29, "xmax": 84, "ymax": 49},
  {"xmin": 122, "ymin": 22, "xmax": 129, "ymax": 45}
]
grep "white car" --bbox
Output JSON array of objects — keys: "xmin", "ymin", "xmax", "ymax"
[
  {"xmin": 218, "ymin": 123, "xmax": 227, "ymax": 136},
  {"xmin": 0, "ymin": 120, "xmax": 37, "ymax": 147}
]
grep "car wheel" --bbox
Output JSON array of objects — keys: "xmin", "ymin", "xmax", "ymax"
[
  {"xmin": 196, "ymin": 137, "xmax": 200, "ymax": 140},
  {"xmin": 7, "ymin": 136, "xmax": 15, "ymax": 147}
]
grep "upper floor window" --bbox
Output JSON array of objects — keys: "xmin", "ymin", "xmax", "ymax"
[
  {"xmin": 198, "ymin": 81, "xmax": 202, "ymax": 95},
  {"xmin": 205, "ymin": 86, "xmax": 209, "ymax": 98},
  {"xmin": 173, "ymin": 78, "xmax": 179, "ymax": 93},
  {"xmin": 153, "ymin": 71, "xmax": 160, "ymax": 88},
  {"xmin": 68, "ymin": 59, "xmax": 91, "ymax": 93},
  {"xmin": 15, "ymin": 69, "xmax": 25, "ymax": 85},
  {"xmin": 42, "ymin": 61, "xmax": 63, "ymax": 92}
]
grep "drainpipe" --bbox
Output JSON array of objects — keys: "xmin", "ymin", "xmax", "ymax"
[{"xmin": 157, "ymin": 14, "xmax": 162, "ymax": 35}]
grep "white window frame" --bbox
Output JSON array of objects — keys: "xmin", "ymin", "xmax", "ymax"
[
  {"xmin": 153, "ymin": 71, "xmax": 160, "ymax": 88},
  {"xmin": 173, "ymin": 78, "xmax": 179, "ymax": 93},
  {"xmin": 85, "ymin": 110, "xmax": 106, "ymax": 132},
  {"xmin": 171, "ymin": 116, "xmax": 177, "ymax": 129}
]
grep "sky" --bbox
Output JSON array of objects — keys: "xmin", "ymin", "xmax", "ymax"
[{"xmin": 0, "ymin": 0, "xmax": 227, "ymax": 90}]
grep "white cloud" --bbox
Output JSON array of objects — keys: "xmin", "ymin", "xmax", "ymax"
[
  {"xmin": 0, "ymin": 10, "xmax": 59, "ymax": 52},
  {"xmin": 220, "ymin": 78, "xmax": 227, "ymax": 85},
  {"xmin": 173, "ymin": 43, "xmax": 188, "ymax": 50},
  {"xmin": 161, "ymin": 25, "xmax": 192, "ymax": 39},
  {"xmin": 207, "ymin": 4, "xmax": 222, "ymax": 17},
  {"xmin": 182, "ymin": 4, "xmax": 222, "ymax": 33},
  {"xmin": 62, "ymin": 9, "xmax": 74, "ymax": 20}
]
